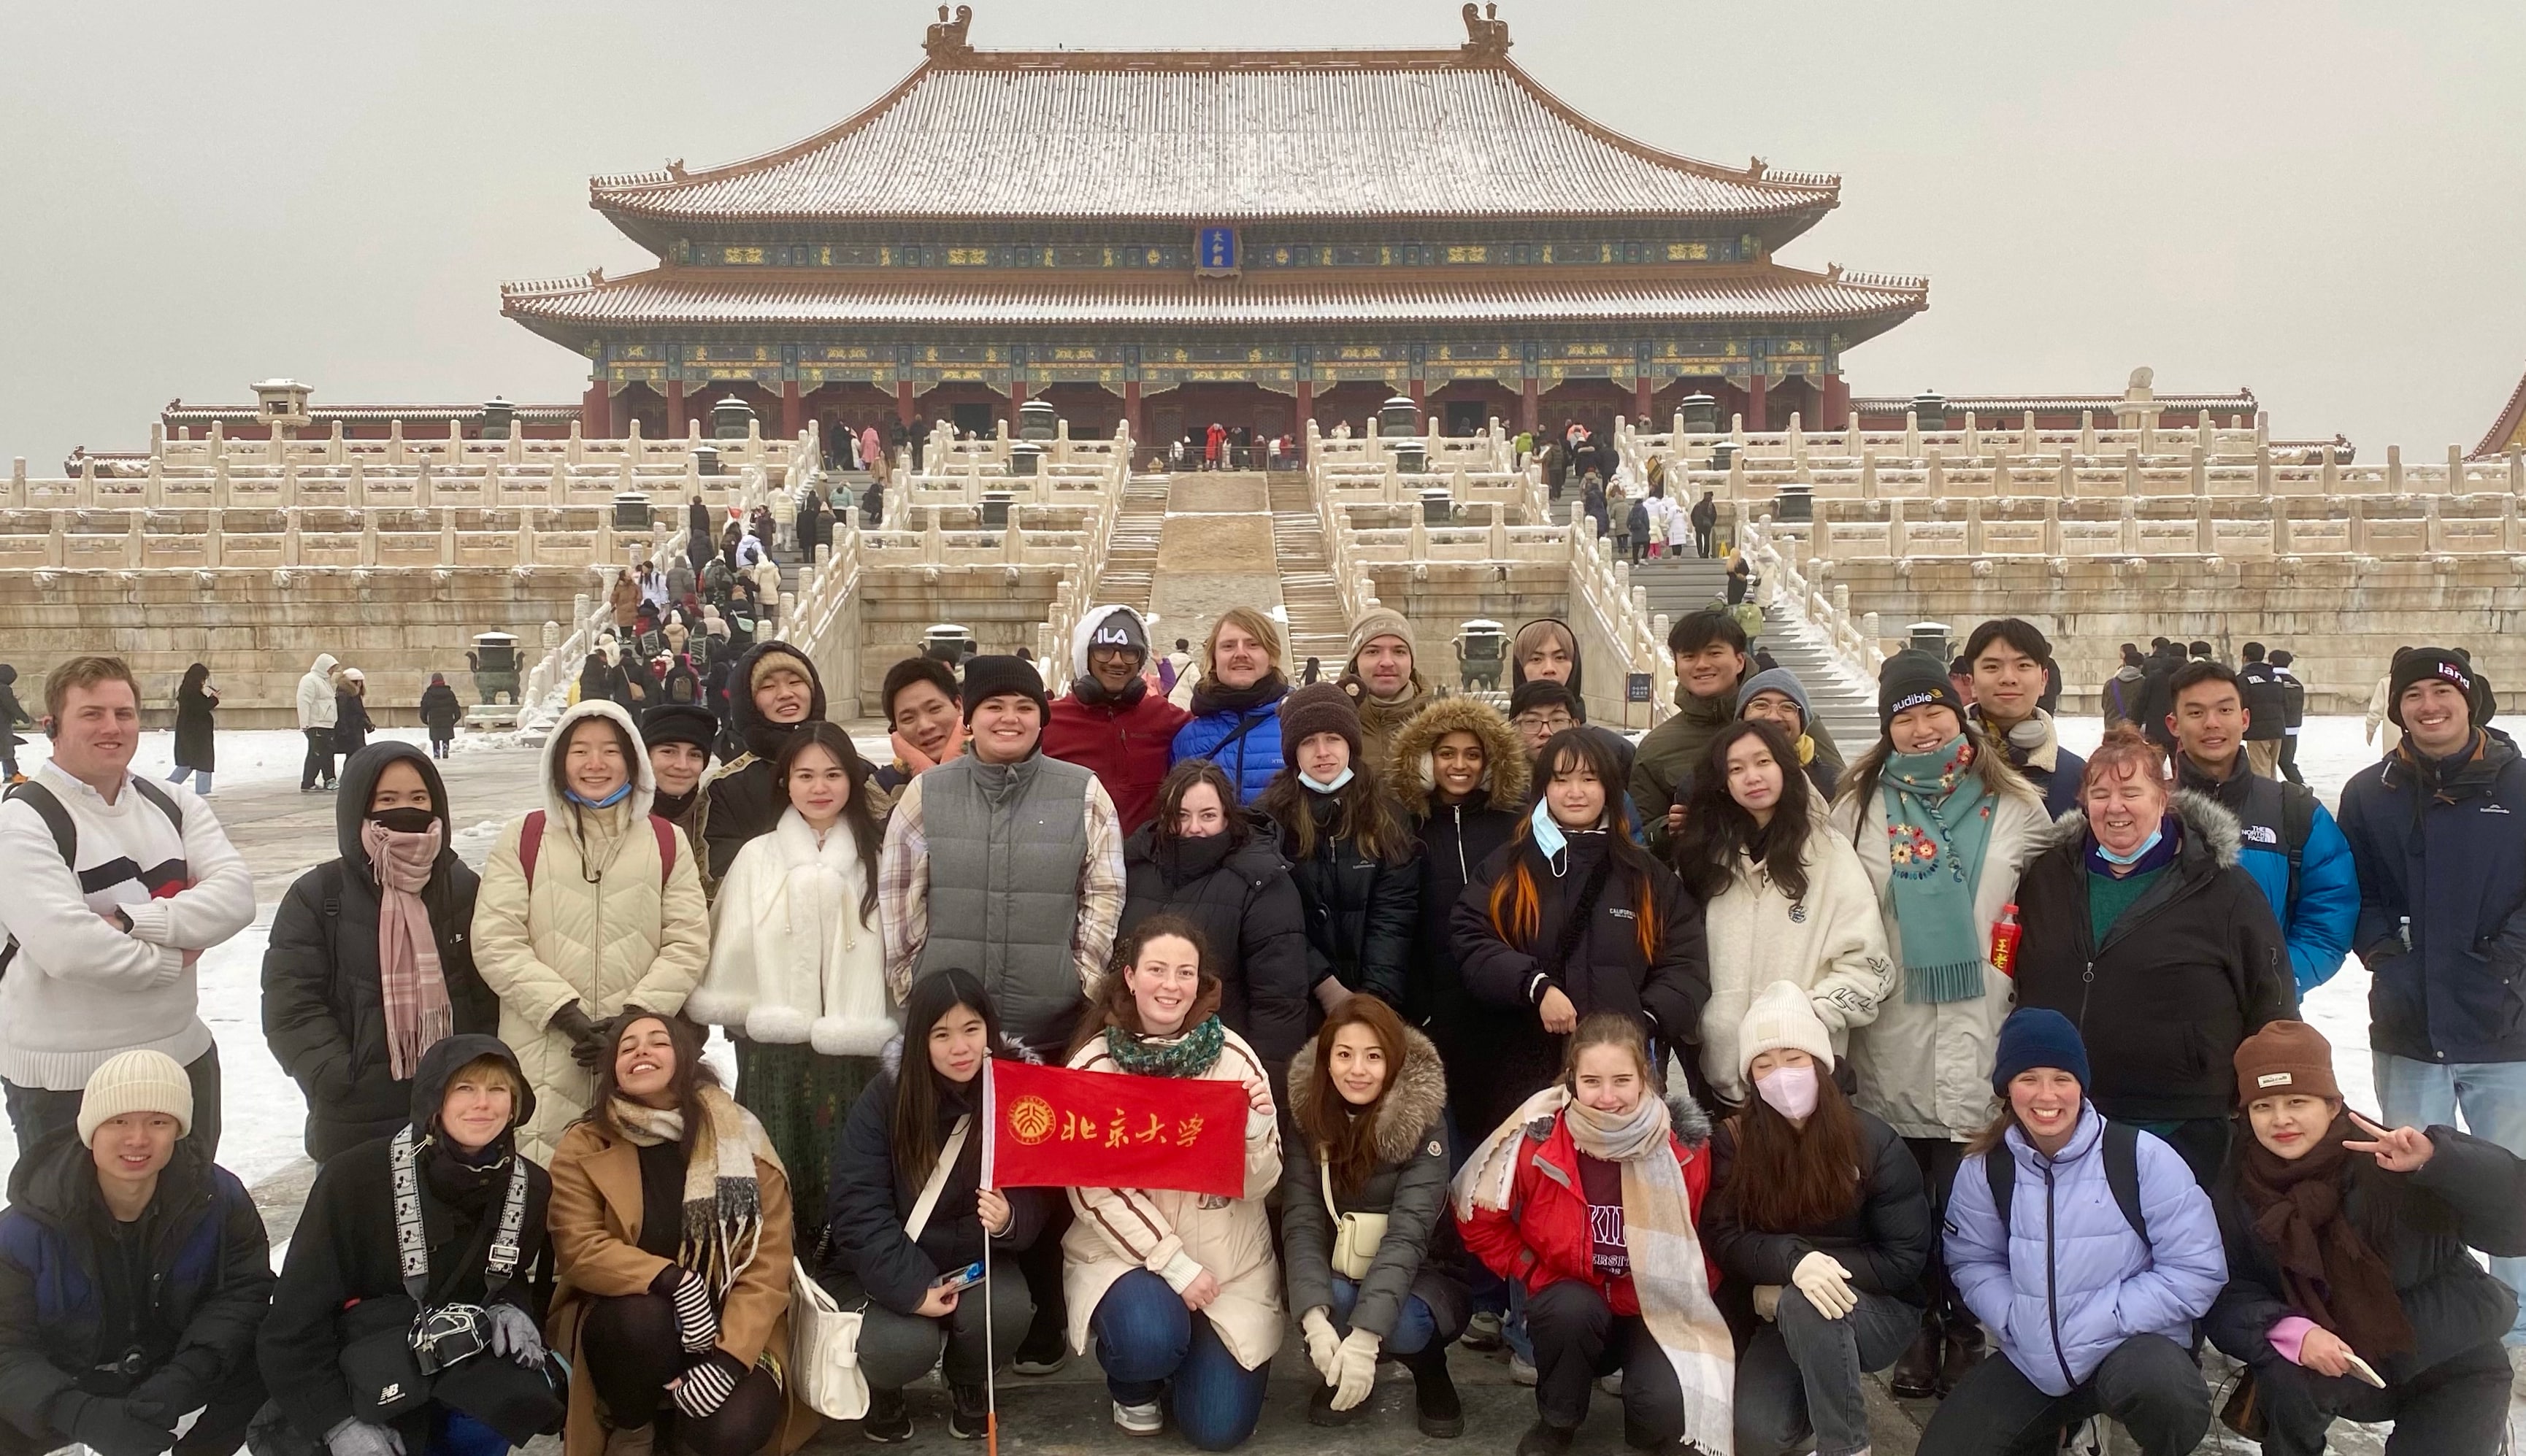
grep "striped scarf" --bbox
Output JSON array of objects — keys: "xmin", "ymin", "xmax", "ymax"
[{"xmin": 608, "ymin": 1085, "xmax": 782, "ymax": 1296}]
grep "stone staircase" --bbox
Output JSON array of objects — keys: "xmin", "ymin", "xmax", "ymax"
[
  {"xmin": 1265, "ymin": 471, "xmax": 1353, "ymax": 668},
  {"xmin": 1752, "ymin": 602, "xmax": 1881, "ymax": 750},
  {"xmin": 1091, "ymin": 474, "xmax": 1171, "ymax": 616}
]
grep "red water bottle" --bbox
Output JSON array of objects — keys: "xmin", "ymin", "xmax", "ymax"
[{"xmin": 1989, "ymin": 903, "xmax": 2022, "ymax": 978}]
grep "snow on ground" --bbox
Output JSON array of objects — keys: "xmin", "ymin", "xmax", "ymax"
[{"xmin": 10, "ymin": 725, "xmax": 519, "ymax": 792}]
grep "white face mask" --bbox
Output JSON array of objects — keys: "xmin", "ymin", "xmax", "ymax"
[
  {"xmin": 1754, "ymin": 1063, "xmax": 1820, "ymax": 1120},
  {"xmin": 1299, "ymin": 766, "xmax": 1355, "ymax": 795}
]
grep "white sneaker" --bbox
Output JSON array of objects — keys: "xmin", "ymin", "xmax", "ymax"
[
  {"xmin": 1510, "ymin": 1353, "xmax": 1538, "ymax": 1386},
  {"xmin": 1599, "ymin": 1371, "xmax": 1624, "ymax": 1396},
  {"xmin": 1112, "ymin": 1401, "xmax": 1163, "ymax": 1437}
]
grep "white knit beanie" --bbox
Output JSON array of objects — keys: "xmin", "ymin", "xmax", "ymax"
[
  {"xmin": 1738, "ymin": 979, "xmax": 1833, "ymax": 1077},
  {"xmin": 77, "ymin": 1049, "xmax": 193, "ymax": 1144}
]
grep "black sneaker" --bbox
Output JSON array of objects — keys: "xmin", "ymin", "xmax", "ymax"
[
  {"xmin": 1011, "ymin": 1324, "xmax": 1068, "ymax": 1376},
  {"xmin": 859, "ymin": 1389, "xmax": 912, "ymax": 1444},
  {"xmin": 1306, "ymin": 1382, "xmax": 1354, "ymax": 1428},
  {"xmin": 946, "ymin": 1383, "xmax": 988, "ymax": 1441},
  {"xmin": 1516, "ymin": 1420, "xmax": 1576, "ymax": 1456}
]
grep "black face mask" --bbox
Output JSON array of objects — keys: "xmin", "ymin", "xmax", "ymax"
[{"xmin": 368, "ymin": 806, "xmax": 437, "ymax": 835}]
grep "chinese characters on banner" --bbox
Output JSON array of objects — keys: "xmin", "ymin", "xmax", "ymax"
[{"xmin": 987, "ymin": 1060, "xmax": 1248, "ymax": 1198}]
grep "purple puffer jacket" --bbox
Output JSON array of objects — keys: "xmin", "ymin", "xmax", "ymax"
[{"xmin": 1943, "ymin": 1106, "xmax": 2225, "ymax": 1395}]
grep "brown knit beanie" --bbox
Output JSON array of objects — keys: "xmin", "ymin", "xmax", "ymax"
[
  {"xmin": 1278, "ymin": 683, "xmax": 1363, "ymax": 770},
  {"xmin": 2233, "ymin": 1020, "xmax": 2340, "ymax": 1105}
]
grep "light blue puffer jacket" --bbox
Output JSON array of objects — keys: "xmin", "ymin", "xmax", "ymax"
[
  {"xmin": 1171, "ymin": 690, "xmax": 1288, "ymax": 807},
  {"xmin": 1943, "ymin": 1106, "xmax": 2226, "ymax": 1396}
]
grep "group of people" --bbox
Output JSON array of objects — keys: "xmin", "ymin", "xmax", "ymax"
[
  {"xmin": 288, "ymin": 652, "xmax": 379, "ymax": 793},
  {"xmin": 2100, "ymin": 636, "xmax": 2311, "ymax": 785},
  {"xmin": 1, "ymin": 601, "xmax": 2523, "ymax": 1456}
]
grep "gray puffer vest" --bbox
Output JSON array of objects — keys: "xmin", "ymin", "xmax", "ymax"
[{"xmin": 917, "ymin": 752, "xmax": 1094, "ymax": 1052}]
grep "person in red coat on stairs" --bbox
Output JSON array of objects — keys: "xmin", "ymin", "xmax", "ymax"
[{"xmin": 1043, "ymin": 604, "xmax": 1191, "ymax": 836}]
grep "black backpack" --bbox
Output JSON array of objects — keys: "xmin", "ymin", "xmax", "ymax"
[
  {"xmin": 1983, "ymin": 1117, "xmax": 2149, "ymax": 1244},
  {"xmin": 0, "ymin": 777, "xmax": 185, "ymax": 982}
]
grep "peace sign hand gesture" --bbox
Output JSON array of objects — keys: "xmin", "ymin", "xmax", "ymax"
[{"xmin": 2343, "ymin": 1111, "xmax": 2435, "ymax": 1173}]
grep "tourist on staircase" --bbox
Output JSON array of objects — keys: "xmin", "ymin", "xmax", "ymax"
[
  {"xmin": 868, "ymin": 655, "xmax": 963, "ymax": 815},
  {"xmin": 1044, "ymin": 604, "xmax": 1189, "ymax": 835},
  {"xmin": 1690, "ymin": 491, "xmax": 1719, "ymax": 558},
  {"xmin": 2204, "ymin": 1020, "xmax": 2526, "ymax": 1456},
  {"xmin": 883, "ymin": 652, "xmax": 1129, "ymax": 1382},
  {"xmin": 1454, "ymin": 1013, "xmax": 1728, "ymax": 1456},
  {"xmin": 1703, "ymin": 984, "xmax": 1932, "ymax": 1456},
  {"xmin": 639, "ymin": 701, "xmax": 715, "ymax": 845},
  {"xmin": 0, "ymin": 1049, "xmax": 272, "ymax": 1456},
  {"xmin": 2164, "ymin": 660, "xmax": 2357, "ymax": 994},
  {"xmin": 0, "ymin": 656, "xmax": 253, "ymax": 1158},
  {"xmin": 1734, "ymin": 666, "xmax": 1838, "ymax": 798},
  {"xmin": 1337, "ymin": 606, "xmax": 1429, "ymax": 768},
  {"xmin": 1506, "ymin": 617, "xmax": 1635, "ymax": 782},
  {"xmin": 2008, "ymin": 727, "xmax": 2297, "ymax": 1188},
  {"xmin": 1281, "ymin": 995, "xmax": 1470, "ymax": 1438},
  {"xmin": 1120, "ymin": 759, "xmax": 1311, "ymax": 1085},
  {"xmin": 1962, "ymin": 618, "xmax": 2087, "ymax": 818},
  {"xmin": 686, "ymin": 720, "xmax": 893, "ymax": 1254},
  {"xmin": 1171, "ymin": 607, "xmax": 1291, "ymax": 806},
  {"xmin": 2337, "ymin": 646, "xmax": 2526, "ymax": 1341},
  {"xmin": 1454, "ymin": 728, "xmax": 1709, "ymax": 1125},
  {"xmin": 1827, "ymin": 650, "xmax": 2050, "ymax": 1399},
  {"xmin": 1913, "ymin": 1009, "xmax": 2224, "ymax": 1456},
  {"xmin": 821, "ymin": 970, "xmax": 1048, "ymax": 1443},
  {"xmin": 263, "ymin": 741, "xmax": 497, "ymax": 1163},
  {"xmin": 699, "ymin": 642, "xmax": 827, "ymax": 890},
  {"xmin": 1255, "ymin": 685, "xmax": 1420, "ymax": 1014},
  {"xmin": 169, "ymin": 661, "xmax": 218, "ymax": 793},
  {"xmin": 296, "ymin": 651, "xmax": 340, "ymax": 792},
  {"xmin": 1636, "ymin": 609, "xmax": 1843, "ymax": 853},
  {"xmin": 472, "ymin": 700, "xmax": 710, "ymax": 1160},
  {"xmin": 547, "ymin": 1012, "xmax": 815, "ymax": 1456},
  {"xmin": 261, "ymin": 1036, "xmax": 561, "ymax": 1456},
  {"xmin": 1060, "ymin": 917, "xmax": 1283, "ymax": 1449},
  {"xmin": 1671, "ymin": 722, "xmax": 1892, "ymax": 1117},
  {"xmin": 1624, "ymin": 493, "xmax": 1651, "ymax": 566}
]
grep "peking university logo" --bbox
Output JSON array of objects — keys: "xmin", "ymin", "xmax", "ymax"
[{"xmin": 1009, "ymin": 1095, "xmax": 1057, "ymax": 1146}]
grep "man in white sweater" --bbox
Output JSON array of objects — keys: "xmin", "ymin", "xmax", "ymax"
[
  {"xmin": 295, "ymin": 650, "xmax": 339, "ymax": 792},
  {"xmin": 0, "ymin": 656, "xmax": 254, "ymax": 1155}
]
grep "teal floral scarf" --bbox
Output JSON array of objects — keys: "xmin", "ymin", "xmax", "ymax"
[
  {"xmin": 1878, "ymin": 736, "xmax": 1997, "ymax": 1004},
  {"xmin": 1105, "ymin": 1014, "xmax": 1227, "ymax": 1079}
]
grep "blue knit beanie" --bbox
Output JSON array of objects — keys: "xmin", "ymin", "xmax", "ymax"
[{"xmin": 1990, "ymin": 1007, "xmax": 2089, "ymax": 1093}]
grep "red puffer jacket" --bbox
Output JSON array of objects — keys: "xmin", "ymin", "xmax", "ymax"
[
  {"xmin": 1043, "ymin": 685, "xmax": 1190, "ymax": 836},
  {"xmin": 1457, "ymin": 1096, "xmax": 1716, "ymax": 1317}
]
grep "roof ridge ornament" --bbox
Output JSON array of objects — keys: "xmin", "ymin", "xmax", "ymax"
[
  {"xmin": 1461, "ymin": 3, "xmax": 1511, "ymax": 57},
  {"xmin": 926, "ymin": 4, "xmax": 975, "ymax": 61}
]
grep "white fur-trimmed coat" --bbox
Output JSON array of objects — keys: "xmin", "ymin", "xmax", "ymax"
[{"xmin": 688, "ymin": 807, "xmax": 897, "ymax": 1055}]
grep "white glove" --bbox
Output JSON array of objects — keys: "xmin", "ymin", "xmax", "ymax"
[
  {"xmin": 1329, "ymin": 1328, "xmax": 1381, "ymax": 1411},
  {"xmin": 1300, "ymin": 1307, "xmax": 1342, "ymax": 1381},
  {"xmin": 1791, "ymin": 1251, "xmax": 1858, "ymax": 1320},
  {"xmin": 484, "ymin": 1302, "xmax": 545, "ymax": 1366},
  {"xmin": 1752, "ymin": 1284, "xmax": 1782, "ymax": 1322}
]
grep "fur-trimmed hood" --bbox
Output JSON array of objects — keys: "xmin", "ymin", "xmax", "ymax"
[
  {"xmin": 2041, "ymin": 787, "xmax": 2242, "ymax": 869},
  {"xmin": 1285, "ymin": 1022, "xmax": 1448, "ymax": 1166},
  {"xmin": 1386, "ymin": 695, "xmax": 1531, "ymax": 817}
]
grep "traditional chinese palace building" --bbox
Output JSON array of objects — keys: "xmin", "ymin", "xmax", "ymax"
[{"xmin": 500, "ymin": 5, "xmax": 1930, "ymax": 449}]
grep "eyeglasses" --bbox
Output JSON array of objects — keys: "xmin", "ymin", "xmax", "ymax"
[{"xmin": 1515, "ymin": 714, "xmax": 1575, "ymax": 734}]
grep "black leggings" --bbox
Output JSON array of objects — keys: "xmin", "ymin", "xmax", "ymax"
[
  {"xmin": 582, "ymin": 1293, "xmax": 785, "ymax": 1456},
  {"xmin": 1903, "ymin": 1137, "xmax": 1973, "ymax": 1329}
]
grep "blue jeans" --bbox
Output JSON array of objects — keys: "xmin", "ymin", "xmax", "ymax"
[
  {"xmin": 1090, "ymin": 1270, "xmax": 1269, "ymax": 1451},
  {"xmin": 166, "ymin": 766, "xmax": 212, "ymax": 795},
  {"xmin": 2375, "ymin": 1053, "xmax": 2526, "ymax": 1340},
  {"xmin": 1328, "ymin": 1276, "xmax": 1437, "ymax": 1355},
  {"xmin": 1446, "ymin": 1107, "xmax": 1534, "ymax": 1363},
  {"xmin": 430, "ymin": 1406, "xmax": 510, "ymax": 1456}
]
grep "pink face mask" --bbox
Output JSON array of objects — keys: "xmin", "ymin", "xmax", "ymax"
[{"xmin": 1754, "ymin": 1063, "xmax": 1819, "ymax": 1120}]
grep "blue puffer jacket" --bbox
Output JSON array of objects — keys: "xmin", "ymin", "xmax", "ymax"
[
  {"xmin": 2336, "ymin": 729, "xmax": 2526, "ymax": 1063},
  {"xmin": 1172, "ymin": 685, "xmax": 1289, "ymax": 807},
  {"xmin": 1945, "ymin": 1107, "xmax": 2225, "ymax": 1396},
  {"xmin": 2176, "ymin": 754, "xmax": 2359, "ymax": 993}
]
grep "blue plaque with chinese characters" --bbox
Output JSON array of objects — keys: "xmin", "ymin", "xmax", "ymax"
[{"xmin": 1195, "ymin": 226, "xmax": 1239, "ymax": 276}]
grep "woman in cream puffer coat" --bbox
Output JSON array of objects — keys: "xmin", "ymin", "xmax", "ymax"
[{"xmin": 473, "ymin": 699, "xmax": 710, "ymax": 1158}]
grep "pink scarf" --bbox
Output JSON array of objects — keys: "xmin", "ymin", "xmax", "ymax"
[{"xmin": 361, "ymin": 819, "xmax": 451, "ymax": 1081}]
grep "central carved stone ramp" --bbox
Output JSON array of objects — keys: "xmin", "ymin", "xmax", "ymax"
[
  {"xmin": 1088, "ymin": 474, "xmax": 1171, "ymax": 617},
  {"xmin": 1266, "ymin": 469, "xmax": 1352, "ymax": 669},
  {"xmin": 1139, "ymin": 471, "xmax": 1288, "ymax": 660}
]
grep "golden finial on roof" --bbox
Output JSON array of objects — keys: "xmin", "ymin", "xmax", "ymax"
[
  {"xmin": 1462, "ymin": 3, "xmax": 1511, "ymax": 57},
  {"xmin": 926, "ymin": 4, "xmax": 975, "ymax": 60}
]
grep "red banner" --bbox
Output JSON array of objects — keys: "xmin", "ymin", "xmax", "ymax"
[{"xmin": 987, "ymin": 1060, "xmax": 1248, "ymax": 1199}]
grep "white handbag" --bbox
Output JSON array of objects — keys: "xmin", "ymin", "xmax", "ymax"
[
  {"xmin": 1321, "ymin": 1155, "xmax": 1389, "ymax": 1282},
  {"xmin": 789, "ymin": 1117, "xmax": 970, "ymax": 1421}
]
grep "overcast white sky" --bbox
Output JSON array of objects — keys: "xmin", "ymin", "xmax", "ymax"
[{"xmin": 3, "ymin": 1, "xmax": 2519, "ymax": 469}]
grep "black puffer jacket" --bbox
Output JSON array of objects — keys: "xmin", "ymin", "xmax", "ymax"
[
  {"xmin": 1453, "ymin": 833, "xmax": 1711, "ymax": 1131},
  {"xmin": 1119, "ymin": 824, "xmax": 1312, "ymax": 1070},
  {"xmin": 260, "ymin": 1036, "xmax": 553, "ymax": 1444},
  {"xmin": 2206, "ymin": 1124, "xmax": 2526, "ymax": 1387},
  {"xmin": 418, "ymin": 682, "xmax": 464, "ymax": 736},
  {"xmin": 262, "ymin": 742, "xmax": 496, "ymax": 1162},
  {"xmin": 700, "ymin": 641, "xmax": 827, "ymax": 884},
  {"xmin": 1702, "ymin": 1104, "xmax": 1933, "ymax": 1334},
  {"xmin": 2011, "ymin": 792, "xmax": 2295, "ymax": 1123},
  {"xmin": 1270, "ymin": 789, "xmax": 1419, "ymax": 1007},
  {"xmin": 822, "ymin": 1039, "xmax": 1050, "ymax": 1317},
  {"xmin": 1279, "ymin": 1027, "xmax": 1466, "ymax": 1345},
  {"xmin": 0, "ymin": 1136, "xmax": 272, "ymax": 1433}
]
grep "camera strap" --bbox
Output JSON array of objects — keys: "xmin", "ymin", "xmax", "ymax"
[{"xmin": 391, "ymin": 1125, "xmax": 533, "ymax": 1306}]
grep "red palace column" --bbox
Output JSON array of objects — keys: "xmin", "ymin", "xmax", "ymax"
[
  {"xmin": 582, "ymin": 380, "xmax": 611, "ymax": 437},
  {"xmin": 896, "ymin": 378, "xmax": 915, "ymax": 425},
  {"xmin": 664, "ymin": 379, "xmax": 687, "ymax": 436},
  {"xmin": 1634, "ymin": 375, "xmax": 1654, "ymax": 428},
  {"xmin": 1010, "ymin": 377, "xmax": 1027, "ymax": 412},
  {"xmin": 1408, "ymin": 376, "xmax": 1425, "ymax": 412},
  {"xmin": 1294, "ymin": 379, "xmax": 1311, "ymax": 437},
  {"xmin": 1125, "ymin": 379, "xmax": 1144, "ymax": 444},
  {"xmin": 1819, "ymin": 372, "xmax": 1851, "ymax": 430},
  {"xmin": 1521, "ymin": 377, "xmax": 1538, "ymax": 434},
  {"xmin": 780, "ymin": 380, "xmax": 802, "ymax": 440},
  {"xmin": 1746, "ymin": 373, "xmax": 1769, "ymax": 431}
]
